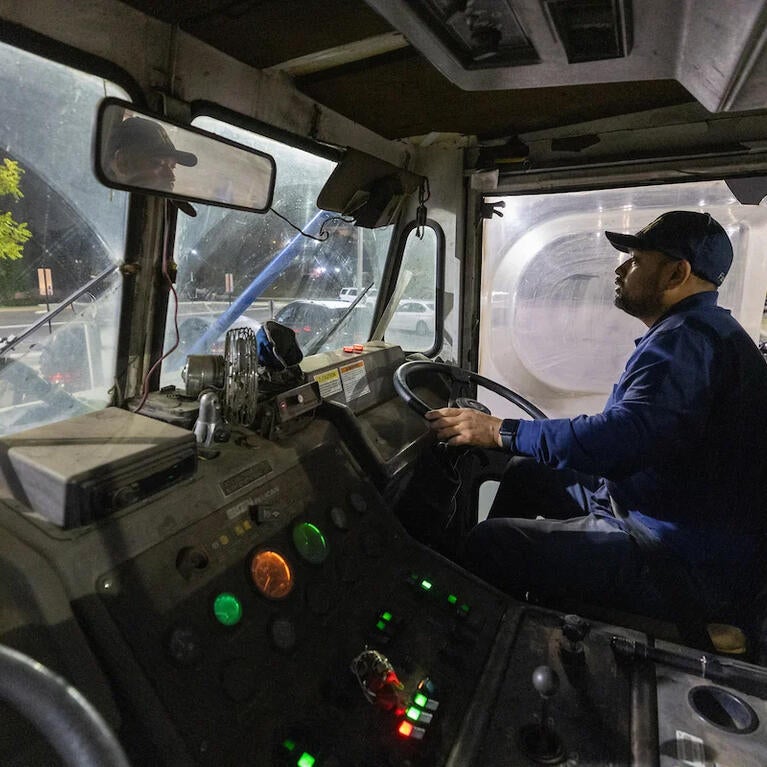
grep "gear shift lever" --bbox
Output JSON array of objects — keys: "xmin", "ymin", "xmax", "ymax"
[{"xmin": 518, "ymin": 665, "xmax": 566, "ymax": 764}]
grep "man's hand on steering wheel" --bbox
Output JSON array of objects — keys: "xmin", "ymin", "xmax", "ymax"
[{"xmin": 425, "ymin": 407, "xmax": 504, "ymax": 448}]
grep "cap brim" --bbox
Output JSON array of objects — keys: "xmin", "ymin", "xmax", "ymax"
[
  {"xmin": 605, "ymin": 231, "xmax": 641, "ymax": 253},
  {"xmin": 173, "ymin": 150, "xmax": 198, "ymax": 167}
]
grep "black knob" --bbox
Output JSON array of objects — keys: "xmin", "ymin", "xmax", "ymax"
[
  {"xmin": 165, "ymin": 625, "xmax": 203, "ymax": 667},
  {"xmin": 562, "ymin": 614, "xmax": 590, "ymax": 644}
]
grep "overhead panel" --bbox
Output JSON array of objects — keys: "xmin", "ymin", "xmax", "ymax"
[
  {"xmin": 411, "ymin": 0, "xmax": 538, "ymax": 68},
  {"xmin": 543, "ymin": 0, "xmax": 632, "ymax": 64}
]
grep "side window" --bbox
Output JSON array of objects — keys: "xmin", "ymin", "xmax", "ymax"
[
  {"xmin": 279, "ymin": 304, "xmax": 297, "ymax": 323},
  {"xmin": 0, "ymin": 41, "xmax": 130, "ymax": 437},
  {"xmin": 385, "ymin": 222, "xmax": 443, "ymax": 354},
  {"xmin": 479, "ymin": 181, "xmax": 767, "ymax": 419}
]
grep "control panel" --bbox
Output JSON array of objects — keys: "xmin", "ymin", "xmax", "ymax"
[
  {"xmin": 97, "ymin": 440, "xmax": 510, "ymax": 766},
  {"xmin": 91, "ymin": 422, "xmax": 767, "ymax": 766}
]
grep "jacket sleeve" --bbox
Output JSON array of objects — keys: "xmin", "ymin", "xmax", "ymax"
[{"xmin": 514, "ymin": 324, "xmax": 717, "ymax": 478}]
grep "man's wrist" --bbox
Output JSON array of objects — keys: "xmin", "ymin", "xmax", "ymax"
[{"xmin": 498, "ymin": 418, "xmax": 520, "ymax": 452}]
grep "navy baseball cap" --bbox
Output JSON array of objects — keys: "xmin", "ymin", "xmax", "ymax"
[
  {"xmin": 108, "ymin": 117, "xmax": 198, "ymax": 167},
  {"xmin": 605, "ymin": 211, "xmax": 733, "ymax": 286}
]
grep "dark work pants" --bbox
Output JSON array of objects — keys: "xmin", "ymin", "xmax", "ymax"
[{"xmin": 462, "ymin": 458, "xmax": 673, "ymax": 619}]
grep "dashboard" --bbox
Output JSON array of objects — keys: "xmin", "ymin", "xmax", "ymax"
[{"xmin": 0, "ymin": 344, "xmax": 765, "ymax": 766}]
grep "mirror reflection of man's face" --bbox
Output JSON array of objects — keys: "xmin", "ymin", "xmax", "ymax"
[{"xmin": 112, "ymin": 148, "xmax": 177, "ymax": 191}]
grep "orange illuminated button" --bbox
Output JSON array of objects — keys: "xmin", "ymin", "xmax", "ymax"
[{"xmin": 250, "ymin": 550, "xmax": 294, "ymax": 599}]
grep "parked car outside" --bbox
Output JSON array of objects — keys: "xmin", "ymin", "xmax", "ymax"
[
  {"xmin": 275, "ymin": 299, "xmax": 349, "ymax": 342},
  {"xmin": 339, "ymin": 286, "xmax": 377, "ymax": 305},
  {"xmin": 338, "ymin": 287, "xmax": 359, "ymax": 302},
  {"xmin": 274, "ymin": 299, "xmax": 374, "ymax": 352},
  {"xmin": 388, "ymin": 299, "xmax": 435, "ymax": 335}
]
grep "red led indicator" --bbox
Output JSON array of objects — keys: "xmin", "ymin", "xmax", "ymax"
[{"xmin": 398, "ymin": 720, "xmax": 414, "ymax": 738}]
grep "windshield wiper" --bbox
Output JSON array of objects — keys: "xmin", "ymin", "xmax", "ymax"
[
  {"xmin": 303, "ymin": 283, "xmax": 374, "ymax": 356},
  {"xmin": 0, "ymin": 264, "xmax": 118, "ymax": 356}
]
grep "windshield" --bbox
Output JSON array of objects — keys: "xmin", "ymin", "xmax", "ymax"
[
  {"xmin": 160, "ymin": 118, "xmax": 394, "ymax": 387},
  {"xmin": 0, "ymin": 42, "xmax": 129, "ymax": 438}
]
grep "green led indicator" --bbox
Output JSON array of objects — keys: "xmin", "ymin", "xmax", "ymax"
[
  {"xmin": 382, "ymin": 611, "xmax": 392, "ymax": 621},
  {"xmin": 461, "ymin": 603, "xmax": 470, "ymax": 613},
  {"xmin": 406, "ymin": 706, "xmax": 421, "ymax": 721},
  {"xmin": 447, "ymin": 594, "xmax": 457, "ymax": 604},
  {"xmin": 376, "ymin": 620, "xmax": 386, "ymax": 631},
  {"xmin": 297, "ymin": 752, "xmax": 315, "ymax": 767},
  {"xmin": 420, "ymin": 579, "xmax": 433, "ymax": 591},
  {"xmin": 283, "ymin": 739, "xmax": 296, "ymax": 752},
  {"xmin": 413, "ymin": 693, "xmax": 428, "ymax": 707},
  {"xmin": 213, "ymin": 592, "xmax": 242, "ymax": 626}
]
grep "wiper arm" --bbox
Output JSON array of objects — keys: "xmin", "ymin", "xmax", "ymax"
[
  {"xmin": 0, "ymin": 264, "xmax": 118, "ymax": 356},
  {"xmin": 304, "ymin": 283, "xmax": 374, "ymax": 356}
]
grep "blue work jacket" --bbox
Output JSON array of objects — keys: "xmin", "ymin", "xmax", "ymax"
[{"xmin": 515, "ymin": 291, "xmax": 767, "ymax": 572}]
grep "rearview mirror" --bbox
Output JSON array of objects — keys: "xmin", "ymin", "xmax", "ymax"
[{"xmin": 95, "ymin": 99, "xmax": 276, "ymax": 212}]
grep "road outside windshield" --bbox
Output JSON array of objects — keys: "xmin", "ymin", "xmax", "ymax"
[{"xmin": 160, "ymin": 117, "xmax": 393, "ymax": 389}]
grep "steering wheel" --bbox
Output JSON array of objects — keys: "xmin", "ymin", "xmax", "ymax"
[
  {"xmin": 0, "ymin": 643, "xmax": 130, "ymax": 766},
  {"xmin": 393, "ymin": 360, "xmax": 547, "ymax": 420}
]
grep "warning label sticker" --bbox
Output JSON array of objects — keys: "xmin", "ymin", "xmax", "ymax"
[
  {"xmin": 312, "ymin": 368, "xmax": 343, "ymax": 398},
  {"xmin": 340, "ymin": 360, "xmax": 370, "ymax": 401}
]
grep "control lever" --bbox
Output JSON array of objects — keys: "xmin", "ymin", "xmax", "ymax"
[
  {"xmin": 560, "ymin": 614, "xmax": 590, "ymax": 662},
  {"xmin": 193, "ymin": 390, "xmax": 229, "ymax": 448},
  {"xmin": 518, "ymin": 665, "xmax": 566, "ymax": 764}
]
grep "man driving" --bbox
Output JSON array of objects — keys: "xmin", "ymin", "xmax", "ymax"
[
  {"xmin": 426, "ymin": 211, "xmax": 767, "ymax": 639},
  {"xmin": 105, "ymin": 116, "xmax": 197, "ymax": 192}
]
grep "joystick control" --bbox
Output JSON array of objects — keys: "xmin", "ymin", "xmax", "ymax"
[
  {"xmin": 518, "ymin": 665, "xmax": 566, "ymax": 764},
  {"xmin": 560, "ymin": 614, "xmax": 590, "ymax": 662}
]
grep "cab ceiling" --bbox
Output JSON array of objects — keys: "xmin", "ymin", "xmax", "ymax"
[{"xmin": 119, "ymin": 0, "xmax": 767, "ymax": 150}]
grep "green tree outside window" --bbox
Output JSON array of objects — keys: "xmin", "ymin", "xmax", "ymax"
[{"xmin": 0, "ymin": 158, "xmax": 32, "ymax": 262}]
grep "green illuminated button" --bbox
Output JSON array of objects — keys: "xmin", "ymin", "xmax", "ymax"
[
  {"xmin": 413, "ymin": 692, "xmax": 428, "ymax": 708},
  {"xmin": 283, "ymin": 739, "xmax": 296, "ymax": 752},
  {"xmin": 292, "ymin": 522, "xmax": 329, "ymax": 564},
  {"xmin": 297, "ymin": 752, "xmax": 315, "ymax": 767},
  {"xmin": 447, "ymin": 594, "xmax": 458, "ymax": 605},
  {"xmin": 213, "ymin": 592, "xmax": 242, "ymax": 626},
  {"xmin": 420, "ymin": 579, "xmax": 433, "ymax": 592},
  {"xmin": 381, "ymin": 611, "xmax": 392, "ymax": 621},
  {"xmin": 406, "ymin": 706, "xmax": 433, "ymax": 724}
]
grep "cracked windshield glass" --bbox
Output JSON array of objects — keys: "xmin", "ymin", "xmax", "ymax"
[
  {"xmin": 0, "ymin": 41, "xmax": 129, "ymax": 438},
  {"xmin": 160, "ymin": 117, "xmax": 394, "ymax": 388}
]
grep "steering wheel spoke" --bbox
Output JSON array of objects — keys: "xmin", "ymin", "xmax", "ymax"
[{"xmin": 393, "ymin": 360, "xmax": 547, "ymax": 420}]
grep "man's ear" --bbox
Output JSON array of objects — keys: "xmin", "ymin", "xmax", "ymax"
[{"xmin": 665, "ymin": 258, "xmax": 692, "ymax": 290}]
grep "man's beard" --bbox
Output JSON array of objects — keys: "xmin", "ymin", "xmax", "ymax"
[{"xmin": 614, "ymin": 286, "xmax": 665, "ymax": 320}]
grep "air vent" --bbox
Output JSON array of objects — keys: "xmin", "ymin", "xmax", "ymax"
[
  {"xmin": 545, "ymin": 0, "xmax": 632, "ymax": 64},
  {"xmin": 411, "ymin": 0, "xmax": 539, "ymax": 68}
]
